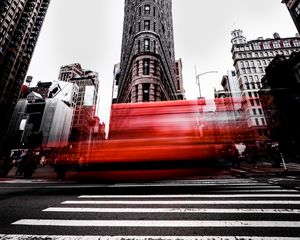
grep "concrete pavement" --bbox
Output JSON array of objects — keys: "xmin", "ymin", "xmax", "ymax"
[{"xmin": 1, "ymin": 158, "xmax": 300, "ymax": 181}]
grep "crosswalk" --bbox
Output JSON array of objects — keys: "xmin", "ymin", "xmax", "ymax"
[{"xmin": 1, "ymin": 178, "xmax": 300, "ymax": 240}]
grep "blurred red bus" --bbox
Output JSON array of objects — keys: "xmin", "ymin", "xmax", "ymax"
[{"xmin": 57, "ymin": 99, "xmax": 248, "ymax": 180}]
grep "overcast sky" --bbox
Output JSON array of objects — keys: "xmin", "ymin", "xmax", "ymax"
[{"xmin": 27, "ymin": 0, "xmax": 298, "ymax": 125}]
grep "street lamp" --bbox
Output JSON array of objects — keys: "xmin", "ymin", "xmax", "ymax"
[{"xmin": 195, "ymin": 67, "xmax": 218, "ymax": 99}]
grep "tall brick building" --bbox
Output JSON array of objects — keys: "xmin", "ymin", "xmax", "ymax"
[
  {"xmin": 0, "ymin": 0, "xmax": 50, "ymax": 154},
  {"xmin": 116, "ymin": 0, "xmax": 184, "ymax": 103}
]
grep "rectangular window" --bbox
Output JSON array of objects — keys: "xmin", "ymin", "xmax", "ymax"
[
  {"xmin": 142, "ymin": 83, "xmax": 150, "ymax": 102},
  {"xmin": 255, "ymin": 118, "xmax": 259, "ymax": 126},
  {"xmin": 144, "ymin": 39, "xmax": 150, "ymax": 51},
  {"xmin": 283, "ymin": 40, "xmax": 291, "ymax": 47},
  {"xmin": 143, "ymin": 59, "xmax": 150, "ymax": 75},
  {"xmin": 135, "ymin": 85, "xmax": 138, "ymax": 102},
  {"xmin": 263, "ymin": 42, "xmax": 270, "ymax": 49},
  {"xmin": 295, "ymin": 3, "xmax": 300, "ymax": 16},
  {"xmin": 144, "ymin": 5, "xmax": 150, "ymax": 14},
  {"xmin": 144, "ymin": 20, "xmax": 150, "ymax": 30},
  {"xmin": 136, "ymin": 61, "xmax": 139, "ymax": 76}
]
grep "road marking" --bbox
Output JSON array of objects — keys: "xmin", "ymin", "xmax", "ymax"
[
  {"xmin": 217, "ymin": 189, "xmax": 298, "ymax": 192},
  {"xmin": 43, "ymin": 207, "xmax": 300, "ymax": 214},
  {"xmin": 164, "ymin": 179, "xmax": 259, "ymax": 183},
  {"xmin": 62, "ymin": 200, "xmax": 300, "ymax": 205},
  {"xmin": 109, "ymin": 183, "xmax": 277, "ymax": 187},
  {"xmin": 1, "ymin": 235, "xmax": 300, "ymax": 240},
  {"xmin": 12, "ymin": 219, "xmax": 300, "ymax": 227},
  {"xmin": 79, "ymin": 194, "xmax": 300, "ymax": 198}
]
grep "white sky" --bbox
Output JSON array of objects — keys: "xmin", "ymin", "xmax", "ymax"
[{"xmin": 27, "ymin": 0, "xmax": 298, "ymax": 126}]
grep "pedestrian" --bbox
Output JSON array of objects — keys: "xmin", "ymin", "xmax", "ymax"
[
  {"xmin": 16, "ymin": 150, "xmax": 26, "ymax": 176},
  {"xmin": 234, "ymin": 142, "xmax": 246, "ymax": 168}
]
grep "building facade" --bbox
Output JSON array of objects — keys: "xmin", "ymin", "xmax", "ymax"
[
  {"xmin": 0, "ymin": 0, "xmax": 50, "ymax": 154},
  {"xmin": 116, "ymin": 0, "xmax": 183, "ymax": 103},
  {"xmin": 231, "ymin": 29, "xmax": 300, "ymax": 143},
  {"xmin": 58, "ymin": 63, "xmax": 99, "ymax": 142},
  {"xmin": 282, "ymin": 0, "xmax": 300, "ymax": 33}
]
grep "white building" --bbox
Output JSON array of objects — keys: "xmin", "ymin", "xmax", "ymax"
[
  {"xmin": 231, "ymin": 29, "xmax": 300, "ymax": 142},
  {"xmin": 40, "ymin": 99, "xmax": 73, "ymax": 148}
]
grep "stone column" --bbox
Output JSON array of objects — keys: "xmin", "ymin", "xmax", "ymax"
[
  {"xmin": 137, "ymin": 84, "xmax": 143, "ymax": 102},
  {"xmin": 131, "ymin": 85, "xmax": 137, "ymax": 103},
  {"xmin": 156, "ymin": 85, "xmax": 161, "ymax": 101},
  {"xmin": 149, "ymin": 83, "xmax": 155, "ymax": 102}
]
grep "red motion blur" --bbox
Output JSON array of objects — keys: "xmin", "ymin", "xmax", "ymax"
[{"xmin": 86, "ymin": 99, "xmax": 245, "ymax": 164}]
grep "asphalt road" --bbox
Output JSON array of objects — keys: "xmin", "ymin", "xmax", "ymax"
[{"xmin": 0, "ymin": 177, "xmax": 300, "ymax": 239}]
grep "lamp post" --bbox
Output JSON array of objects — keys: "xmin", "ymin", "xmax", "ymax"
[{"xmin": 195, "ymin": 67, "xmax": 218, "ymax": 99}]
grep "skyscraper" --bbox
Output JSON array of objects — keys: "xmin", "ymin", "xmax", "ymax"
[
  {"xmin": 282, "ymin": 0, "xmax": 300, "ymax": 33},
  {"xmin": 0, "ymin": 0, "xmax": 50, "ymax": 154},
  {"xmin": 116, "ymin": 0, "xmax": 184, "ymax": 103},
  {"xmin": 58, "ymin": 63, "xmax": 99, "ymax": 142}
]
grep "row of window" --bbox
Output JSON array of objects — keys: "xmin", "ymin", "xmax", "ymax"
[
  {"xmin": 295, "ymin": 2, "xmax": 300, "ymax": 16},
  {"xmin": 137, "ymin": 38, "xmax": 157, "ymax": 53},
  {"xmin": 238, "ymin": 67, "xmax": 265, "ymax": 75},
  {"xmin": 240, "ymin": 82, "xmax": 262, "ymax": 91},
  {"xmin": 254, "ymin": 117, "xmax": 266, "ymax": 126},
  {"xmin": 130, "ymin": 83, "xmax": 160, "ymax": 102},
  {"xmin": 244, "ymin": 75, "xmax": 260, "ymax": 83},
  {"xmin": 236, "ymin": 49, "xmax": 294, "ymax": 59},
  {"xmin": 243, "ymin": 98, "xmax": 261, "ymax": 107},
  {"xmin": 135, "ymin": 59, "xmax": 159, "ymax": 76},
  {"xmin": 234, "ymin": 39, "xmax": 300, "ymax": 52},
  {"xmin": 240, "ymin": 59, "xmax": 272, "ymax": 67}
]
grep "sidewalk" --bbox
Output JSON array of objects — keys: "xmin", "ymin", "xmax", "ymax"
[
  {"xmin": 6, "ymin": 165, "xmax": 58, "ymax": 180},
  {"xmin": 230, "ymin": 160, "xmax": 300, "ymax": 177},
  {"xmin": 3, "ymin": 160, "xmax": 300, "ymax": 181}
]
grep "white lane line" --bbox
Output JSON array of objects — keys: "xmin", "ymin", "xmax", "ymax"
[
  {"xmin": 79, "ymin": 194, "xmax": 300, "ymax": 198},
  {"xmin": 220, "ymin": 189, "xmax": 298, "ymax": 192},
  {"xmin": 109, "ymin": 184, "xmax": 278, "ymax": 187},
  {"xmin": 164, "ymin": 180, "xmax": 259, "ymax": 183},
  {"xmin": 1, "ymin": 236, "xmax": 300, "ymax": 240},
  {"xmin": 11, "ymin": 219, "xmax": 300, "ymax": 227},
  {"xmin": 43, "ymin": 207, "xmax": 300, "ymax": 214},
  {"xmin": 62, "ymin": 200, "xmax": 300, "ymax": 205}
]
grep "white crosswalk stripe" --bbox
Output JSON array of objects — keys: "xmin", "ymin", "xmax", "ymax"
[
  {"xmin": 1, "ymin": 235, "xmax": 300, "ymax": 240},
  {"xmin": 11, "ymin": 219, "xmax": 300, "ymax": 227},
  {"xmin": 5, "ymin": 178, "xmax": 300, "ymax": 239},
  {"xmin": 44, "ymin": 207, "xmax": 300, "ymax": 214}
]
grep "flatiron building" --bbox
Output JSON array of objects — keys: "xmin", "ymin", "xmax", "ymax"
[{"xmin": 116, "ymin": 0, "xmax": 184, "ymax": 103}]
